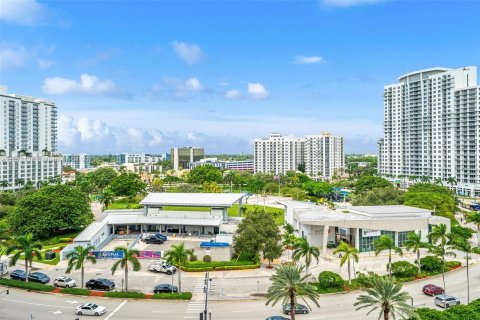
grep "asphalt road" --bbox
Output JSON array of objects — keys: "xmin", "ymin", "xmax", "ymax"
[{"xmin": 1, "ymin": 262, "xmax": 480, "ymax": 320}]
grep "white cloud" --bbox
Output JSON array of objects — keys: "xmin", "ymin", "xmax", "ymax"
[
  {"xmin": 321, "ymin": 0, "xmax": 384, "ymax": 8},
  {"xmin": 294, "ymin": 56, "xmax": 324, "ymax": 64},
  {"xmin": 248, "ymin": 82, "xmax": 269, "ymax": 100},
  {"xmin": 37, "ymin": 59, "xmax": 54, "ymax": 69},
  {"xmin": 152, "ymin": 77, "xmax": 203, "ymax": 100},
  {"xmin": 0, "ymin": 0, "xmax": 52, "ymax": 25},
  {"xmin": 0, "ymin": 42, "xmax": 29, "ymax": 70},
  {"xmin": 171, "ymin": 41, "xmax": 204, "ymax": 65},
  {"xmin": 225, "ymin": 89, "xmax": 241, "ymax": 99},
  {"xmin": 42, "ymin": 74, "xmax": 117, "ymax": 96}
]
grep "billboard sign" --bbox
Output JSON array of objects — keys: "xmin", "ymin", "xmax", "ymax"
[
  {"xmin": 137, "ymin": 251, "xmax": 162, "ymax": 259},
  {"xmin": 91, "ymin": 251, "xmax": 124, "ymax": 259},
  {"xmin": 362, "ymin": 229, "xmax": 381, "ymax": 238}
]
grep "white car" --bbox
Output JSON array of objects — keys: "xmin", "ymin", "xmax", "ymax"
[
  {"xmin": 53, "ymin": 276, "xmax": 76, "ymax": 288},
  {"xmin": 147, "ymin": 260, "xmax": 177, "ymax": 275},
  {"xmin": 75, "ymin": 303, "xmax": 106, "ymax": 316}
]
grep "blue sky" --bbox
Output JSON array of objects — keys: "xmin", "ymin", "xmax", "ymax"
[{"xmin": 1, "ymin": 0, "xmax": 479, "ymax": 154}]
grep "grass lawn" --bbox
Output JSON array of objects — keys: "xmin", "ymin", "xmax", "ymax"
[
  {"xmin": 40, "ymin": 231, "xmax": 80, "ymax": 246},
  {"xmin": 228, "ymin": 204, "xmax": 284, "ymax": 225},
  {"xmin": 109, "ymin": 198, "xmax": 142, "ymax": 210},
  {"xmin": 19, "ymin": 250, "xmax": 61, "ymax": 266}
]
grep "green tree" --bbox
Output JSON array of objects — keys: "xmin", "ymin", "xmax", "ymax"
[
  {"xmin": 354, "ymin": 276, "xmax": 418, "ymax": 320},
  {"xmin": 404, "ymin": 231, "xmax": 429, "ymax": 271},
  {"xmin": 355, "ymin": 176, "xmax": 392, "ymax": 194},
  {"xmin": 333, "ymin": 241, "xmax": 359, "ymax": 284},
  {"xmin": 100, "ymin": 189, "xmax": 114, "ymax": 210},
  {"xmin": 88, "ymin": 168, "xmax": 118, "ymax": 191},
  {"xmin": 292, "ymin": 237, "xmax": 320, "ymax": 274},
  {"xmin": 404, "ymin": 185, "xmax": 455, "ymax": 221},
  {"xmin": 283, "ymin": 223, "xmax": 296, "ymax": 262},
  {"xmin": 0, "ymin": 180, "xmax": 9, "ymax": 192},
  {"xmin": 352, "ymin": 188, "xmax": 405, "ymax": 206},
  {"xmin": 150, "ymin": 178, "xmax": 164, "ymax": 192},
  {"xmin": 187, "ymin": 165, "xmax": 223, "ymax": 185},
  {"xmin": 164, "ymin": 242, "xmax": 193, "ymax": 292},
  {"xmin": 6, "ymin": 234, "xmax": 42, "ymax": 282},
  {"xmin": 224, "ymin": 170, "xmax": 237, "ymax": 192},
  {"xmin": 246, "ymin": 178, "xmax": 266, "ymax": 194},
  {"xmin": 263, "ymin": 238, "xmax": 283, "ymax": 267},
  {"xmin": 429, "ymin": 224, "xmax": 456, "ymax": 294},
  {"xmin": 446, "ymin": 177, "xmax": 457, "ymax": 193},
  {"xmin": 466, "ymin": 212, "xmax": 480, "ymax": 247},
  {"xmin": 109, "ymin": 173, "xmax": 146, "ymax": 198},
  {"xmin": 374, "ymin": 235, "xmax": 403, "ymax": 277},
  {"xmin": 266, "ymin": 264, "xmax": 320, "ymax": 320},
  {"xmin": 0, "ymin": 225, "xmax": 10, "ymax": 261},
  {"xmin": 164, "ymin": 175, "xmax": 181, "ymax": 186},
  {"xmin": 8, "ymin": 185, "xmax": 93, "ymax": 239},
  {"xmin": 66, "ymin": 245, "xmax": 97, "ymax": 289},
  {"xmin": 302, "ymin": 181, "xmax": 333, "ymax": 197},
  {"xmin": 111, "ymin": 246, "xmax": 141, "ymax": 292}
]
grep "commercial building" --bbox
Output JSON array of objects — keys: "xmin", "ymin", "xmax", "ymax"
[
  {"xmin": 254, "ymin": 132, "xmax": 344, "ymax": 179},
  {"xmin": 283, "ymin": 201, "xmax": 450, "ymax": 256},
  {"xmin": 0, "ymin": 86, "xmax": 62, "ymax": 190},
  {"xmin": 171, "ymin": 147, "xmax": 204, "ymax": 171},
  {"xmin": 63, "ymin": 153, "xmax": 94, "ymax": 170},
  {"xmin": 378, "ymin": 67, "xmax": 480, "ymax": 196},
  {"xmin": 188, "ymin": 158, "xmax": 254, "ymax": 172}
]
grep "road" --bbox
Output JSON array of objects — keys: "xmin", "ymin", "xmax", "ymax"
[{"xmin": 1, "ymin": 262, "xmax": 479, "ymax": 320}]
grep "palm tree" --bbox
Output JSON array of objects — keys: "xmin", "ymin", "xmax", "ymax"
[
  {"xmin": 0, "ymin": 226, "xmax": 10, "ymax": 263},
  {"xmin": 164, "ymin": 242, "xmax": 193, "ymax": 292},
  {"xmin": 0, "ymin": 180, "xmax": 8, "ymax": 192},
  {"xmin": 333, "ymin": 241, "xmax": 359, "ymax": 285},
  {"xmin": 434, "ymin": 178, "xmax": 443, "ymax": 186},
  {"xmin": 224, "ymin": 171, "xmax": 236, "ymax": 192},
  {"xmin": 354, "ymin": 276, "xmax": 418, "ymax": 320},
  {"xmin": 446, "ymin": 177, "xmax": 457, "ymax": 194},
  {"xmin": 420, "ymin": 176, "xmax": 430, "ymax": 183},
  {"xmin": 429, "ymin": 223, "xmax": 456, "ymax": 294},
  {"xmin": 14, "ymin": 178, "xmax": 24, "ymax": 189},
  {"xmin": 403, "ymin": 231, "xmax": 429, "ymax": 271},
  {"xmin": 374, "ymin": 235, "xmax": 403, "ymax": 277},
  {"xmin": 66, "ymin": 245, "xmax": 97, "ymax": 289},
  {"xmin": 111, "ymin": 246, "xmax": 141, "ymax": 292},
  {"xmin": 450, "ymin": 238, "xmax": 472, "ymax": 303},
  {"xmin": 466, "ymin": 212, "xmax": 480, "ymax": 247},
  {"xmin": 292, "ymin": 238, "xmax": 320, "ymax": 274},
  {"xmin": 5, "ymin": 234, "xmax": 42, "ymax": 283},
  {"xmin": 265, "ymin": 264, "xmax": 319, "ymax": 320},
  {"xmin": 100, "ymin": 189, "xmax": 114, "ymax": 210}
]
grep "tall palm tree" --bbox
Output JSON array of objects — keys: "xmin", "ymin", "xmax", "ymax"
[
  {"xmin": 450, "ymin": 238, "xmax": 472, "ymax": 303},
  {"xmin": 164, "ymin": 242, "xmax": 193, "ymax": 292},
  {"xmin": 403, "ymin": 231, "xmax": 429, "ymax": 271},
  {"xmin": 111, "ymin": 246, "xmax": 141, "ymax": 292},
  {"xmin": 434, "ymin": 178, "xmax": 443, "ymax": 186},
  {"xmin": 66, "ymin": 245, "xmax": 97, "ymax": 289},
  {"xmin": 292, "ymin": 238, "xmax": 320, "ymax": 274},
  {"xmin": 466, "ymin": 212, "xmax": 480, "ymax": 247},
  {"xmin": 265, "ymin": 264, "xmax": 319, "ymax": 320},
  {"xmin": 446, "ymin": 176, "xmax": 457, "ymax": 193},
  {"xmin": 429, "ymin": 223, "xmax": 455, "ymax": 294},
  {"xmin": 0, "ymin": 180, "xmax": 8, "ymax": 192},
  {"xmin": 100, "ymin": 189, "xmax": 114, "ymax": 210},
  {"xmin": 333, "ymin": 241, "xmax": 359, "ymax": 285},
  {"xmin": 224, "ymin": 170, "xmax": 236, "ymax": 192},
  {"xmin": 354, "ymin": 276, "xmax": 418, "ymax": 320},
  {"xmin": 374, "ymin": 235, "xmax": 403, "ymax": 277},
  {"xmin": 5, "ymin": 234, "xmax": 42, "ymax": 283}
]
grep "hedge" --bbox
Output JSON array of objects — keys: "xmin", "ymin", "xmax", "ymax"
[
  {"xmin": 411, "ymin": 299, "xmax": 480, "ymax": 320},
  {"xmin": 391, "ymin": 261, "xmax": 419, "ymax": 278},
  {"xmin": 0, "ymin": 278, "xmax": 54, "ymax": 292},
  {"xmin": 182, "ymin": 263, "xmax": 260, "ymax": 272},
  {"xmin": 60, "ymin": 288, "xmax": 90, "ymax": 296},
  {"xmin": 152, "ymin": 292, "xmax": 192, "ymax": 300},
  {"xmin": 103, "ymin": 292, "xmax": 145, "ymax": 299},
  {"xmin": 186, "ymin": 260, "xmax": 256, "ymax": 268},
  {"xmin": 318, "ymin": 271, "xmax": 344, "ymax": 289}
]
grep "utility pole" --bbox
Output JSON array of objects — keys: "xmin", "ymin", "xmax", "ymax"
[{"xmin": 200, "ymin": 271, "xmax": 211, "ymax": 320}]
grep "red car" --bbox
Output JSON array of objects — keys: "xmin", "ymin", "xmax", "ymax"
[{"xmin": 422, "ymin": 284, "xmax": 444, "ymax": 296}]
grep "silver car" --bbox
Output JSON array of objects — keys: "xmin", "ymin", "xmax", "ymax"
[
  {"xmin": 53, "ymin": 276, "xmax": 76, "ymax": 288},
  {"xmin": 434, "ymin": 295, "xmax": 460, "ymax": 308},
  {"xmin": 75, "ymin": 303, "xmax": 106, "ymax": 316}
]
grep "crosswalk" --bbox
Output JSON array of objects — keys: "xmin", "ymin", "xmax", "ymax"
[{"xmin": 184, "ymin": 277, "xmax": 216, "ymax": 319}]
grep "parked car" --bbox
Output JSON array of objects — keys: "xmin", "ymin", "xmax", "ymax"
[
  {"xmin": 75, "ymin": 303, "xmax": 106, "ymax": 316},
  {"xmin": 266, "ymin": 317, "xmax": 290, "ymax": 320},
  {"xmin": 327, "ymin": 240, "xmax": 337, "ymax": 248},
  {"xmin": 422, "ymin": 284, "xmax": 444, "ymax": 296},
  {"xmin": 148, "ymin": 261, "xmax": 177, "ymax": 275},
  {"xmin": 28, "ymin": 272, "xmax": 50, "ymax": 284},
  {"xmin": 86, "ymin": 278, "xmax": 115, "ymax": 291},
  {"xmin": 10, "ymin": 269, "xmax": 26, "ymax": 281},
  {"xmin": 434, "ymin": 295, "xmax": 461, "ymax": 308},
  {"xmin": 283, "ymin": 303, "xmax": 309, "ymax": 315},
  {"xmin": 144, "ymin": 236, "xmax": 164, "ymax": 244},
  {"xmin": 53, "ymin": 276, "xmax": 77, "ymax": 288},
  {"xmin": 153, "ymin": 284, "xmax": 178, "ymax": 293},
  {"xmin": 142, "ymin": 233, "xmax": 167, "ymax": 241}
]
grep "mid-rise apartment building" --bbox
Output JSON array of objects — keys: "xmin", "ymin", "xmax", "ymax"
[
  {"xmin": 254, "ymin": 132, "xmax": 344, "ymax": 179},
  {"xmin": 116, "ymin": 153, "xmax": 162, "ymax": 165},
  {"xmin": 188, "ymin": 158, "xmax": 254, "ymax": 172},
  {"xmin": 63, "ymin": 153, "xmax": 94, "ymax": 170},
  {"xmin": 0, "ymin": 86, "xmax": 62, "ymax": 190},
  {"xmin": 171, "ymin": 147, "xmax": 204, "ymax": 171},
  {"xmin": 378, "ymin": 67, "xmax": 480, "ymax": 197}
]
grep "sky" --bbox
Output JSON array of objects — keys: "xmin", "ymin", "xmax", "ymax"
[{"xmin": 1, "ymin": 0, "xmax": 479, "ymax": 155}]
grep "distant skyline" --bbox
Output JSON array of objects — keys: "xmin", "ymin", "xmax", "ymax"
[{"xmin": 1, "ymin": 0, "xmax": 479, "ymax": 154}]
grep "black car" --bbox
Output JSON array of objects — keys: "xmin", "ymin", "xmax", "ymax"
[
  {"xmin": 144, "ymin": 236, "xmax": 164, "ymax": 244},
  {"xmin": 153, "ymin": 284, "xmax": 178, "ymax": 293},
  {"xmin": 86, "ymin": 278, "xmax": 115, "ymax": 291},
  {"xmin": 28, "ymin": 272, "xmax": 50, "ymax": 284},
  {"xmin": 283, "ymin": 303, "xmax": 309, "ymax": 315},
  {"xmin": 10, "ymin": 269, "xmax": 27, "ymax": 281}
]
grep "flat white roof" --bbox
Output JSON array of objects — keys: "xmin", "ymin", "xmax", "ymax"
[
  {"xmin": 349, "ymin": 205, "xmax": 431, "ymax": 217},
  {"xmin": 140, "ymin": 192, "xmax": 246, "ymax": 207},
  {"xmin": 106, "ymin": 213, "xmax": 222, "ymax": 227},
  {"xmin": 74, "ymin": 222, "xmax": 107, "ymax": 242}
]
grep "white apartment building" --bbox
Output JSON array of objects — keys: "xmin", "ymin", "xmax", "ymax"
[
  {"xmin": 378, "ymin": 67, "xmax": 480, "ymax": 197},
  {"xmin": 0, "ymin": 87, "xmax": 62, "ymax": 190},
  {"xmin": 254, "ymin": 132, "xmax": 344, "ymax": 178},
  {"xmin": 116, "ymin": 153, "xmax": 162, "ymax": 165},
  {"xmin": 63, "ymin": 153, "xmax": 94, "ymax": 170}
]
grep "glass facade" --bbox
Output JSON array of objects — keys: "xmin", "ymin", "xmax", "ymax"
[
  {"xmin": 358, "ymin": 229, "xmax": 395, "ymax": 252},
  {"xmin": 397, "ymin": 231, "xmax": 412, "ymax": 247}
]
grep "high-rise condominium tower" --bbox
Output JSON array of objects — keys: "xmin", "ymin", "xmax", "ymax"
[
  {"xmin": 0, "ymin": 87, "xmax": 62, "ymax": 190},
  {"xmin": 304, "ymin": 133, "xmax": 345, "ymax": 179},
  {"xmin": 378, "ymin": 67, "xmax": 480, "ymax": 197}
]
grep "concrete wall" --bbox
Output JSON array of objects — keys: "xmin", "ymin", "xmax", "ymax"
[{"xmin": 194, "ymin": 246, "xmax": 233, "ymax": 261}]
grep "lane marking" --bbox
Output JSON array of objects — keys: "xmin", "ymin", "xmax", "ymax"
[
  {"xmin": 0, "ymin": 298, "xmax": 73, "ymax": 309},
  {"xmin": 105, "ymin": 300, "xmax": 127, "ymax": 320}
]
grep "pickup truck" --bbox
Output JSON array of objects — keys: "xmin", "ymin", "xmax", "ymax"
[{"xmin": 147, "ymin": 261, "xmax": 177, "ymax": 275}]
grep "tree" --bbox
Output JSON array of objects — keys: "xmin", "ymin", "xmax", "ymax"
[
  {"xmin": 6, "ymin": 234, "xmax": 42, "ymax": 282},
  {"xmin": 246, "ymin": 178, "xmax": 266, "ymax": 194},
  {"xmin": 429, "ymin": 224, "xmax": 456, "ymax": 294},
  {"xmin": 283, "ymin": 223, "xmax": 296, "ymax": 262},
  {"xmin": 8, "ymin": 185, "xmax": 93, "ymax": 239},
  {"xmin": 302, "ymin": 181, "xmax": 333, "ymax": 197},
  {"xmin": 404, "ymin": 231, "xmax": 429, "ymax": 271},
  {"xmin": 355, "ymin": 176, "xmax": 392, "ymax": 194},
  {"xmin": 163, "ymin": 175, "xmax": 180, "ymax": 186},
  {"xmin": 404, "ymin": 188, "xmax": 455, "ymax": 221},
  {"xmin": 333, "ymin": 241, "xmax": 359, "ymax": 284},
  {"xmin": 111, "ymin": 246, "xmax": 141, "ymax": 292},
  {"xmin": 446, "ymin": 177, "xmax": 457, "ymax": 193},
  {"xmin": 354, "ymin": 276, "xmax": 418, "ymax": 320},
  {"xmin": 88, "ymin": 168, "xmax": 118, "ymax": 192},
  {"xmin": 224, "ymin": 171, "xmax": 237, "ymax": 192},
  {"xmin": 292, "ymin": 237, "xmax": 320, "ymax": 274},
  {"xmin": 266, "ymin": 264, "xmax": 319, "ymax": 320},
  {"xmin": 100, "ymin": 189, "xmax": 114, "ymax": 210},
  {"xmin": 109, "ymin": 173, "xmax": 146, "ymax": 198},
  {"xmin": 374, "ymin": 235, "xmax": 403, "ymax": 277},
  {"xmin": 0, "ymin": 225, "xmax": 10, "ymax": 261},
  {"xmin": 352, "ymin": 188, "xmax": 405, "ymax": 206},
  {"xmin": 66, "ymin": 245, "xmax": 97, "ymax": 289},
  {"xmin": 0, "ymin": 180, "xmax": 8, "ymax": 192},
  {"xmin": 187, "ymin": 165, "xmax": 223, "ymax": 185},
  {"xmin": 150, "ymin": 178, "xmax": 164, "ymax": 192},
  {"xmin": 466, "ymin": 212, "xmax": 480, "ymax": 247},
  {"xmin": 263, "ymin": 238, "xmax": 283, "ymax": 267},
  {"xmin": 164, "ymin": 242, "xmax": 193, "ymax": 292}
]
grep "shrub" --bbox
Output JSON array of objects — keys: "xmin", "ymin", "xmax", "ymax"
[
  {"xmin": 103, "ymin": 292, "xmax": 145, "ymax": 299},
  {"xmin": 473, "ymin": 247, "xmax": 480, "ymax": 255},
  {"xmin": 414, "ymin": 307, "xmax": 456, "ymax": 320},
  {"xmin": 60, "ymin": 288, "xmax": 90, "ymax": 296},
  {"xmin": 189, "ymin": 254, "xmax": 197, "ymax": 262},
  {"xmin": 354, "ymin": 271, "xmax": 383, "ymax": 287},
  {"xmin": 420, "ymin": 256, "xmax": 443, "ymax": 272},
  {"xmin": 0, "ymin": 278, "xmax": 54, "ymax": 292},
  {"xmin": 391, "ymin": 261, "xmax": 419, "ymax": 278},
  {"xmin": 317, "ymin": 271, "xmax": 344, "ymax": 289},
  {"xmin": 59, "ymin": 237, "xmax": 73, "ymax": 243},
  {"xmin": 450, "ymin": 225, "xmax": 474, "ymax": 240},
  {"xmin": 203, "ymin": 255, "xmax": 212, "ymax": 263},
  {"xmin": 445, "ymin": 261, "xmax": 462, "ymax": 269},
  {"xmin": 152, "ymin": 292, "xmax": 192, "ymax": 300},
  {"xmin": 446, "ymin": 304, "xmax": 480, "ymax": 320}
]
